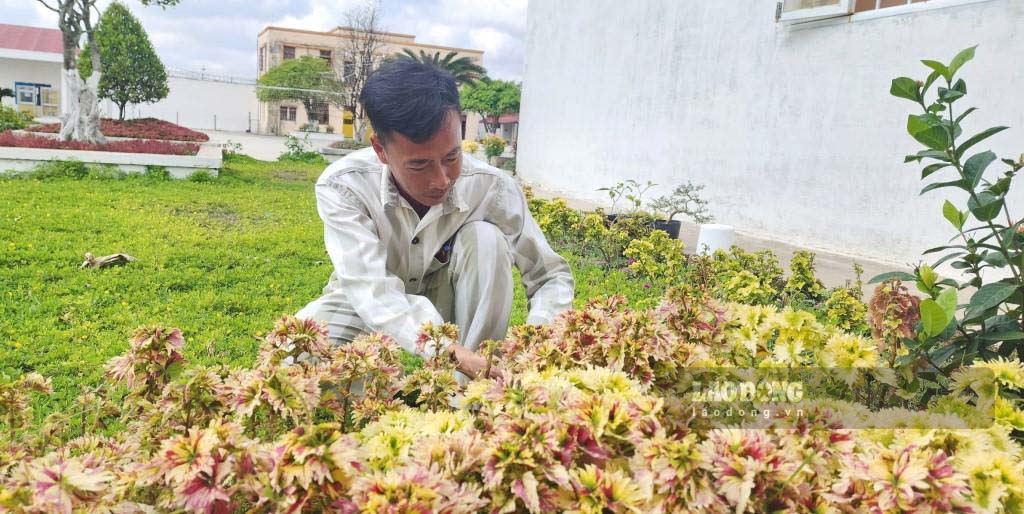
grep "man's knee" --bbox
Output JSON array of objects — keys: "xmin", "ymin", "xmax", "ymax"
[
  {"xmin": 451, "ymin": 221, "xmax": 512, "ymax": 271},
  {"xmin": 294, "ymin": 296, "xmax": 367, "ymax": 346}
]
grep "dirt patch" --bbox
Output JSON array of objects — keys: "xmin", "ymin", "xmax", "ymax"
[
  {"xmin": 170, "ymin": 202, "xmax": 242, "ymax": 229},
  {"xmin": 272, "ymin": 169, "xmax": 314, "ymax": 183}
]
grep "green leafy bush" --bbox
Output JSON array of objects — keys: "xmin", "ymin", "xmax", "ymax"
[
  {"xmin": 145, "ymin": 165, "xmax": 171, "ymax": 180},
  {"xmin": 482, "ymin": 134, "xmax": 506, "ymax": 159},
  {"xmin": 187, "ymin": 168, "xmax": 215, "ymax": 183},
  {"xmin": 25, "ymin": 159, "xmax": 89, "ymax": 180},
  {"xmin": 531, "ymin": 198, "xmax": 583, "ymax": 247},
  {"xmin": 0, "ymin": 105, "xmax": 33, "ymax": 132},
  {"xmin": 824, "ymin": 287, "xmax": 870, "ymax": 334},
  {"xmin": 783, "ymin": 250, "xmax": 827, "ymax": 302},
  {"xmin": 279, "ymin": 134, "xmax": 327, "ymax": 164},
  {"xmin": 881, "ymin": 45, "xmax": 1024, "ymax": 380},
  {"xmin": 624, "ymin": 229, "xmax": 685, "ymax": 283}
]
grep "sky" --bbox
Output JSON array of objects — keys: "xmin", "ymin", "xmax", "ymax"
[{"xmin": 0, "ymin": 0, "xmax": 528, "ymax": 81}]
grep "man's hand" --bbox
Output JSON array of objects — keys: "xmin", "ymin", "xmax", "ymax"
[{"xmin": 446, "ymin": 343, "xmax": 502, "ymax": 380}]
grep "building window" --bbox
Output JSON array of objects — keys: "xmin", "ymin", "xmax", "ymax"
[
  {"xmin": 343, "ymin": 60, "xmax": 355, "ymax": 80},
  {"xmin": 309, "ymin": 103, "xmax": 329, "ymax": 125},
  {"xmin": 259, "ymin": 45, "xmax": 265, "ymax": 72},
  {"xmin": 15, "ymin": 84, "xmax": 36, "ymax": 105},
  {"xmin": 283, "ymin": 45, "xmax": 295, "ymax": 60},
  {"xmin": 280, "ymin": 106, "xmax": 297, "ymax": 121},
  {"xmin": 854, "ymin": 0, "xmax": 927, "ymax": 11},
  {"xmin": 319, "ymin": 49, "xmax": 332, "ymax": 66}
]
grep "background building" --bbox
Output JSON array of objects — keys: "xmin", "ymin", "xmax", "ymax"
[
  {"xmin": 256, "ymin": 26, "xmax": 486, "ymax": 137},
  {"xmin": 0, "ymin": 23, "xmax": 62, "ymax": 119},
  {"xmin": 517, "ymin": 0, "xmax": 1024, "ymax": 266}
]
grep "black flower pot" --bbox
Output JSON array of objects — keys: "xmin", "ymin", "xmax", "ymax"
[{"xmin": 651, "ymin": 219, "xmax": 681, "ymax": 239}]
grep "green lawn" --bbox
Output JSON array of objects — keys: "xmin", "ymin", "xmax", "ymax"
[{"xmin": 0, "ymin": 155, "xmax": 653, "ymax": 419}]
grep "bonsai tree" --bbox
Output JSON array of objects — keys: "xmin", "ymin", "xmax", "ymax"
[{"xmin": 648, "ymin": 181, "xmax": 713, "ymax": 224}]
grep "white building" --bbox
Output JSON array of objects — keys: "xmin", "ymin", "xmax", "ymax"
[
  {"xmin": 518, "ymin": 0, "xmax": 1024, "ymax": 266},
  {"xmin": 0, "ymin": 23, "xmax": 62, "ymax": 118}
]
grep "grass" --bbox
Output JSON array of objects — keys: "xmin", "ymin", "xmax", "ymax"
[{"xmin": 0, "ymin": 155, "xmax": 658, "ymax": 420}]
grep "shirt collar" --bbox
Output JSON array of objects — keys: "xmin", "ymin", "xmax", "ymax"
[{"xmin": 380, "ymin": 164, "xmax": 469, "ymax": 214}]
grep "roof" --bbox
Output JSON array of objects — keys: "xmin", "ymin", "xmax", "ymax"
[
  {"xmin": 0, "ymin": 23, "xmax": 63, "ymax": 54},
  {"xmin": 257, "ymin": 25, "xmax": 484, "ymax": 56}
]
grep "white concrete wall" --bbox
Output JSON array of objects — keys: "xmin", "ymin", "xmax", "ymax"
[
  {"xmin": 518, "ymin": 0, "xmax": 1024, "ymax": 266},
  {"xmin": 0, "ymin": 57, "xmax": 61, "ymax": 96},
  {"xmin": 102, "ymin": 76, "xmax": 260, "ymax": 133}
]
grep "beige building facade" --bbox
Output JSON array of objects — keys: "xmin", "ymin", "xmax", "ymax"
[{"xmin": 256, "ymin": 26, "xmax": 485, "ymax": 138}]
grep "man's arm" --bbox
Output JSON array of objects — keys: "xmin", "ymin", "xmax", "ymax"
[
  {"xmin": 315, "ymin": 181, "xmax": 446, "ymax": 355},
  {"xmin": 492, "ymin": 177, "xmax": 575, "ymax": 325}
]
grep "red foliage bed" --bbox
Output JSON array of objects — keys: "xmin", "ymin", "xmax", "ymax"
[
  {"xmin": 26, "ymin": 118, "xmax": 210, "ymax": 142},
  {"xmin": 0, "ymin": 131, "xmax": 200, "ymax": 156}
]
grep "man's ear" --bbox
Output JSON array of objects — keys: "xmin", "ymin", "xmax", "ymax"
[{"xmin": 370, "ymin": 134, "xmax": 388, "ymax": 165}]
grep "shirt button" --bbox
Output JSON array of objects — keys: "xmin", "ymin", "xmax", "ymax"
[{"xmin": 412, "ymin": 237, "xmax": 420, "ymax": 244}]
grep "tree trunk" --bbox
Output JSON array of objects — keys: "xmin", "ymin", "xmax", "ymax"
[
  {"xmin": 60, "ymin": 69, "xmax": 105, "ymax": 143},
  {"xmin": 118, "ymin": 102, "xmax": 126, "ymax": 121},
  {"xmin": 350, "ymin": 104, "xmax": 367, "ymax": 143}
]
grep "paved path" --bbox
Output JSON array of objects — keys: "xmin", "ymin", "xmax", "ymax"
[{"xmin": 203, "ymin": 130, "xmax": 295, "ymax": 161}]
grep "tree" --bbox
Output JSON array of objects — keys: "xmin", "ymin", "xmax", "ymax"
[
  {"xmin": 460, "ymin": 79, "xmax": 521, "ymax": 135},
  {"xmin": 336, "ymin": 0, "xmax": 385, "ymax": 142},
  {"xmin": 393, "ymin": 49, "xmax": 488, "ymax": 87},
  {"xmin": 37, "ymin": 0, "xmax": 179, "ymax": 142},
  {"xmin": 256, "ymin": 56, "xmax": 342, "ymax": 129},
  {"xmin": 78, "ymin": 2, "xmax": 169, "ymax": 120}
]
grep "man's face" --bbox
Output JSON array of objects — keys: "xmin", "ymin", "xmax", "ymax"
[{"xmin": 371, "ymin": 111, "xmax": 463, "ymax": 209}]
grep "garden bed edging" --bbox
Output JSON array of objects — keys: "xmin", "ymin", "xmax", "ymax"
[{"xmin": 0, "ymin": 143, "xmax": 222, "ymax": 179}]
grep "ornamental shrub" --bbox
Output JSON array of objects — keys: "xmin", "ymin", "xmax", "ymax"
[
  {"xmin": 482, "ymin": 134, "xmax": 505, "ymax": 159},
  {"xmin": 0, "ymin": 105, "xmax": 33, "ymax": 132},
  {"xmin": 624, "ymin": 229, "xmax": 686, "ymax": 283},
  {"xmin": 460, "ymin": 139, "xmax": 479, "ymax": 154},
  {"xmin": 27, "ymin": 118, "xmax": 208, "ymax": 142},
  {"xmin": 0, "ymin": 293, "xmax": 1022, "ymax": 511}
]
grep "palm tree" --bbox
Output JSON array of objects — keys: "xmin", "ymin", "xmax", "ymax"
[{"xmin": 394, "ymin": 49, "xmax": 488, "ymax": 86}]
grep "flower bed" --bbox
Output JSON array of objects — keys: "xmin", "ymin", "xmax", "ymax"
[
  {"xmin": 0, "ymin": 131, "xmax": 199, "ymax": 156},
  {"xmin": 26, "ymin": 117, "xmax": 210, "ymax": 142},
  {"xmin": 2, "ymin": 285, "xmax": 1021, "ymax": 512}
]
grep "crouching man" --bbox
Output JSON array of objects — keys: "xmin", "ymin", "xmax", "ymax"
[{"xmin": 296, "ymin": 59, "xmax": 574, "ymax": 380}]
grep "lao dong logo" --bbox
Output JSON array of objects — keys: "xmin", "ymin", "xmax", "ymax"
[{"xmin": 689, "ymin": 379, "xmax": 804, "ymax": 403}]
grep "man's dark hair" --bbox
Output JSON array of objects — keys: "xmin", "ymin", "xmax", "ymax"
[{"xmin": 360, "ymin": 59, "xmax": 461, "ymax": 144}]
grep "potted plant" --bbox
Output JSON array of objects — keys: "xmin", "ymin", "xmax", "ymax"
[
  {"xmin": 647, "ymin": 181, "xmax": 713, "ymax": 239},
  {"xmin": 597, "ymin": 179, "xmax": 656, "ymax": 226}
]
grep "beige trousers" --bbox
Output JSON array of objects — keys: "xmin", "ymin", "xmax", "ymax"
[{"xmin": 296, "ymin": 220, "xmax": 514, "ymax": 353}]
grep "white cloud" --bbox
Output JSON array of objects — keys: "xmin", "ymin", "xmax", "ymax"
[
  {"xmin": 0, "ymin": 0, "xmax": 529, "ymax": 81},
  {"xmin": 272, "ymin": 0, "xmax": 363, "ymax": 32}
]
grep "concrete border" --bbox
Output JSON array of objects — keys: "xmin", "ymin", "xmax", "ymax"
[
  {"xmin": 0, "ymin": 143, "xmax": 222, "ymax": 179},
  {"xmin": 320, "ymin": 145, "xmax": 370, "ymax": 163},
  {"xmin": 289, "ymin": 131, "xmax": 344, "ymax": 142}
]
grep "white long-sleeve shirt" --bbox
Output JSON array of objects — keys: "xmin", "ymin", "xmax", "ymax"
[{"xmin": 310, "ymin": 147, "xmax": 575, "ymax": 354}]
